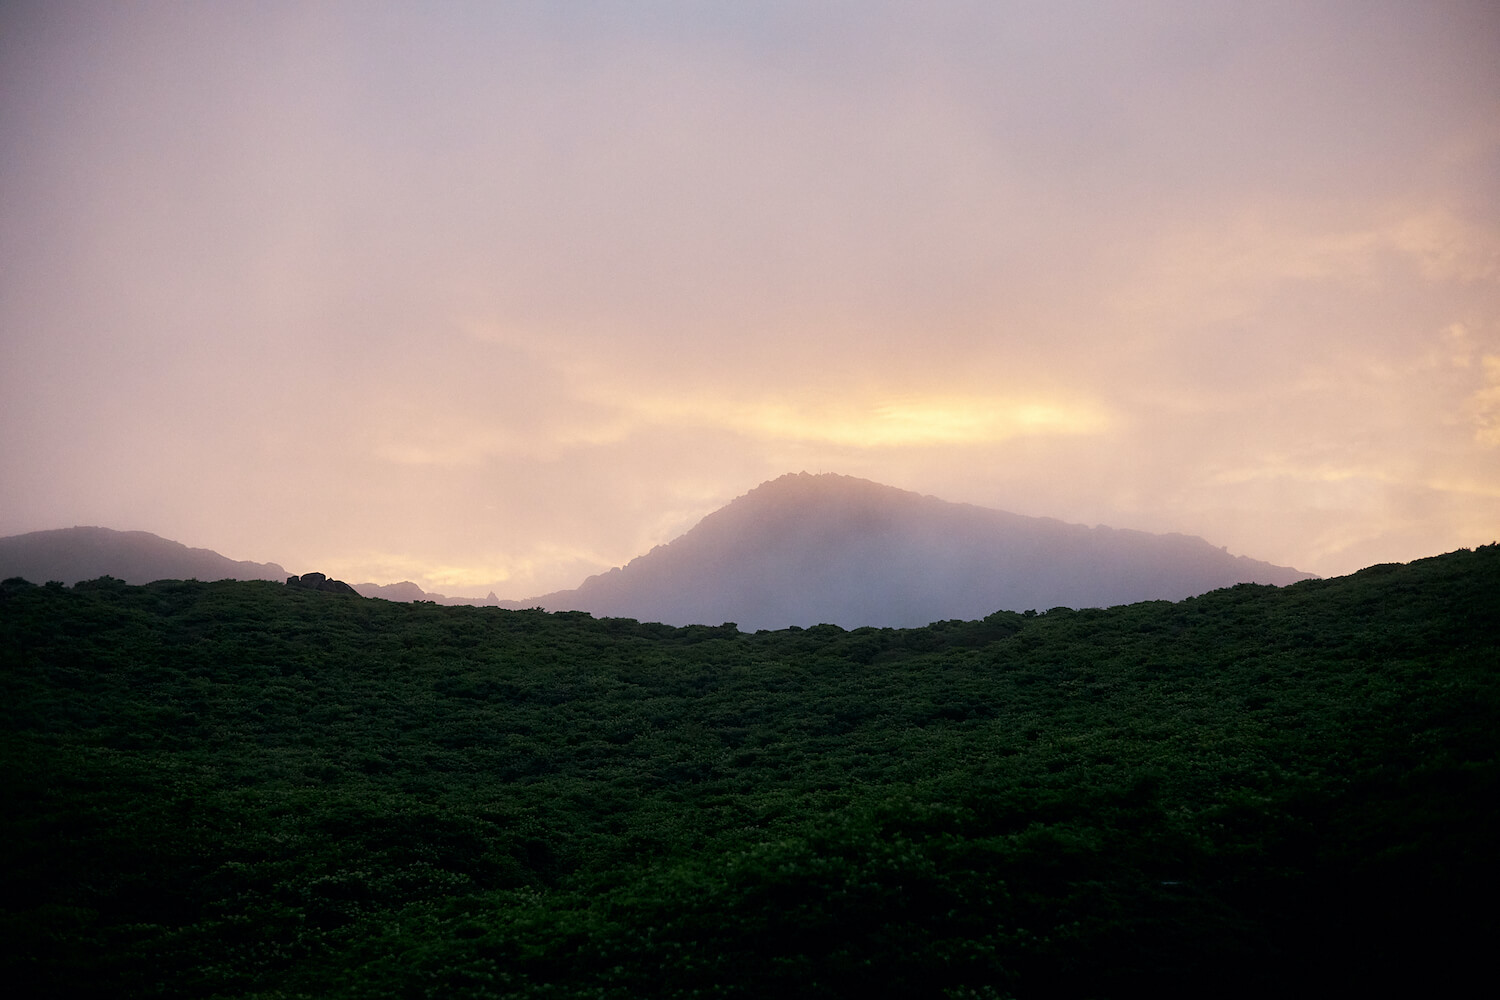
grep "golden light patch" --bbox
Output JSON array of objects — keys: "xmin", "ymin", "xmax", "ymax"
[
  {"xmin": 420, "ymin": 542, "xmax": 626, "ymax": 594},
  {"xmin": 420, "ymin": 564, "xmax": 515, "ymax": 590},
  {"xmin": 327, "ymin": 553, "xmax": 514, "ymax": 589},
  {"xmin": 629, "ymin": 393, "xmax": 1110, "ymax": 447}
]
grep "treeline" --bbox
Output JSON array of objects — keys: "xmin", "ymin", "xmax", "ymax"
[{"xmin": 2, "ymin": 547, "xmax": 1498, "ymax": 997}]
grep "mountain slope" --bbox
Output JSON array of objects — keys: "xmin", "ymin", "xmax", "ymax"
[
  {"xmin": 532, "ymin": 472, "xmax": 1315, "ymax": 629},
  {"xmin": 352, "ymin": 580, "xmax": 506, "ymax": 605},
  {"xmin": 0, "ymin": 526, "xmax": 287, "ymax": 585}
]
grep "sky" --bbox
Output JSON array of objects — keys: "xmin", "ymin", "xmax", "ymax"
[{"xmin": 2, "ymin": 1, "xmax": 1498, "ymax": 599}]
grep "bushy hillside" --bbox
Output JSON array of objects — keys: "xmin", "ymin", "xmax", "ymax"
[{"xmin": 2, "ymin": 546, "xmax": 1496, "ymax": 998}]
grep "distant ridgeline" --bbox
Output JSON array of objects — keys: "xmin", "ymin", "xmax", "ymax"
[
  {"xmin": 0, "ymin": 526, "xmax": 286, "ymax": 585},
  {"xmin": 0, "ymin": 475, "xmax": 1319, "ymax": 626},
  {"xmin": 2, "ymin": 545, "xmax": 1496, "ymax": 997}
]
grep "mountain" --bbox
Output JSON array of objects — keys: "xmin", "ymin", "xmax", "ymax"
[
  {"xmin": 529, "ymin": 472, "xmax": 1315, "ymax": 630},
  {"xmin": 353, "ymin": 580, "xmax": 508, "ymax": 605},
  {"xmin": 0, "ymin": 527, "xmax": 287, "ymax": 586},
  {"xmin": 0, "ymin": 475, "xmax": 1315, "ymax": 625},
  {"xmin": 354, "ymin": 580, "xmax": 440, "ymax": 602}
]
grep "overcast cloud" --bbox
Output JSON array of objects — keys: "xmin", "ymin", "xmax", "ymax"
[{"xmin": 3, "ymin": 1, "xmax": 1497, "ymax": 597}]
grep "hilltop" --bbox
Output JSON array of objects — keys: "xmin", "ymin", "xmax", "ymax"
[
  {"xmin": 0, "ymin": 526, "xmax": 286, "ymax": 585},
  {"xmin": 530, "ymin": 472, "xmax": 1314, "ymax": 629}
]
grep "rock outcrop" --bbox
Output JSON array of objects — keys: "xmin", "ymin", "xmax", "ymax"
[{"xmin": 286, "ymin": 572, "xmax": 360, "ymax": 596}]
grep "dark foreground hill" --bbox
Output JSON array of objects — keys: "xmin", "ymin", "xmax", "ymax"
[
  {"xmin": 2, "ymin": 546, "xmax": 1496, "ymax": 997},
  {"xmin": 532, "ymin": 472, "xmax": 1314, "ymax": 628},
  {"xmin": 0, "ymin": 526, "xmax": 287, "ymax": 585}
]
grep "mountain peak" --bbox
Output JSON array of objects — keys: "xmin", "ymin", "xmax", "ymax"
[
  {"xmin": 749, "ymin": 471, "xmax": 922, "ymax": 502},
  {"xmin": 535, "ymin": 474, "xmax": 1313, "ymax": 630}
]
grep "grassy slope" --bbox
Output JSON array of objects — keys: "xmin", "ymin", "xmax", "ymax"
[{"xmin": 2, "ymin": 546, "xmax": 1497, "ymax": 998}]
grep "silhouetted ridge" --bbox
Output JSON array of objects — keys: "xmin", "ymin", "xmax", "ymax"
[
  {"xmin": 0, "ymin": 526, "xmax": 287, "ymax": 585},
  {"xmin": 531, "ymin": 472, "xmax": 1314, "ymax": 629}
]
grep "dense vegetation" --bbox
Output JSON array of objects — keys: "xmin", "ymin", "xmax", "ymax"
[{"xmin": 3, "ymin": 546, "xmax": 1498, "ymax": 998}]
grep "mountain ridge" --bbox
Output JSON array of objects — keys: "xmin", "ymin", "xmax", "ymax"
[
  {"xmin": 0, "ymin": 526, "xmax": 491, "ymax": 605},
  {"xmin": 527, "ymin": 472, "xmax": 1314, "ymax": 629},
  {"xmin": 0, "ymin": 526, "xmax": 288, "ymax": 586},
  {"xmin": 0, "ymin": 474, "xmax": 1316, "ymax": 625}
]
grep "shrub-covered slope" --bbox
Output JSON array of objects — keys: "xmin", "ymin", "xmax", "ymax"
[{"xmin": 2, "ymin": 546, "xmax": 1496, "ymax": 998}]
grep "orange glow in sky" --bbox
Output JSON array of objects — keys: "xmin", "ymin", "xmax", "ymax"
[{"xmin": 1, "ymin": 1, "xmax": 1497, "ymax": 598}]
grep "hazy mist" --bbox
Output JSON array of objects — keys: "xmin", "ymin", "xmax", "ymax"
[
  {"xmin": 526, "ymin": 473, "xmax": 1314, "ymax": 630},
  {"xmin": 2, "ymin": 1, "xmax": 1497, "ymax": 597}
]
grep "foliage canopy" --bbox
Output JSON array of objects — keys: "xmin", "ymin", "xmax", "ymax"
[{"xmin": 2, "ymin": 547, "xmax": 1498, "ymax": 997}]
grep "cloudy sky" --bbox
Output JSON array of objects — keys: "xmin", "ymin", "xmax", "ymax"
[{"xmin": 3, "ymin": 1, "xmax": 1497, "ymax": 598}]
